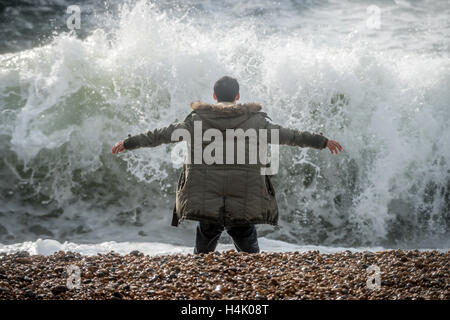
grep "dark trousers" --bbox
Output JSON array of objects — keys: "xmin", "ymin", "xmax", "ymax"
[{"xmin": 194, "ymin": 222, "xmax": 260, "ymax": 254}]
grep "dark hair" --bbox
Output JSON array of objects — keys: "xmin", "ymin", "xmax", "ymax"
[{"xmin": 214, "ymin": 76, "xmax": 239, "ymax": 102}]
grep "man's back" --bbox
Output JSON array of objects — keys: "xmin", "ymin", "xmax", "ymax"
[{"xmin": 177, "ymin": 101, "xmax": 280, "ymax": 227}]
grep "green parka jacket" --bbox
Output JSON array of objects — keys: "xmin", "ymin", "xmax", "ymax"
[{"xmin": 123, "ymin": 101, "xmax": 328, "ymax": 227}]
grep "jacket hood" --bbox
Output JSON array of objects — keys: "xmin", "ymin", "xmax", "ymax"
[{"xmin": 190, "ymin": 101, "xmax": 262, "ymax": 130}]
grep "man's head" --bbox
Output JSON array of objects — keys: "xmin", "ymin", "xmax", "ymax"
[{"xmin": 213, "ymin": 76, "xmax": 240, "ymax": 103}]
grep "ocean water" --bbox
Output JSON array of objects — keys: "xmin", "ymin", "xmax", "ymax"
[
  {"xmin": 0, "ymin": 237, "xmax": 388, "ymax": 256},
  {"xmin": 0, "ymin": 0, "xmax": 449, "ymax": 255}
]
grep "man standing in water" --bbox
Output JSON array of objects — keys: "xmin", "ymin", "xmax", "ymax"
[{"xmin": 112, "ymin": 76, "xmax": 343, "ymax": 254}]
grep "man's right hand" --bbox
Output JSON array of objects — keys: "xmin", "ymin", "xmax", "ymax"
[
  {"xmin": 112, "ymin": 140, "xmax": 125, "ymax": 154},
  {"xmin": 326, "ymin": 139, "xmax": 343, "ymax": 155}
]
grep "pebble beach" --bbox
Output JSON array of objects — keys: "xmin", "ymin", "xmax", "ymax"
[{"xmin": 0, "ymin": 250, "xmax": 448, "ymax": 300}]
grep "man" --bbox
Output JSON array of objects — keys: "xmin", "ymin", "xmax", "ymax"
[{"xmin": 112, "ymin": 76, "xmax": 343, "ymax": 254}]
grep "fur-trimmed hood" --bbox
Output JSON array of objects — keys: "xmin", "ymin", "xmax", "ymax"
[
  {"xmin": 189, "ymin": 101, "xmax": 263, "ymax": 130},
  {"xmin": 190, "ymin": 101, "xmax": 262, "ymax": 113}
]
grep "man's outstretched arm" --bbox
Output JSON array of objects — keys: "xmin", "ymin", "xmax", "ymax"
[
  {"xmin": 263, "ymin": 116, "xmax": 343, "ymax": 154},
  {"xmin": 112, "ymin": 120, "xmax": 190, "ymax": 154}
]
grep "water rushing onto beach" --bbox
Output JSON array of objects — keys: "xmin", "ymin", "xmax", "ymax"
[{"xmin": 0, "ymin": 0, "xmax": 449, "ymax": 249}]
